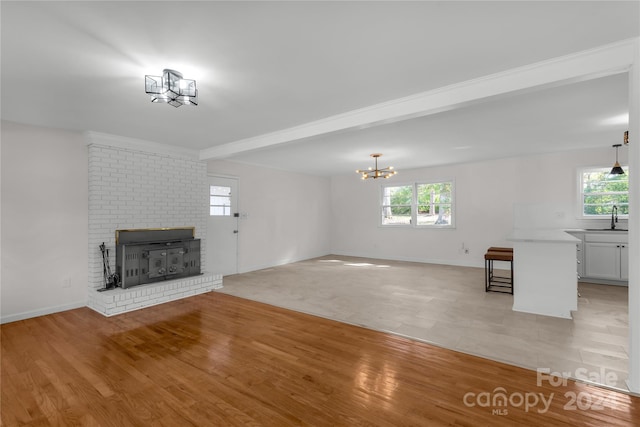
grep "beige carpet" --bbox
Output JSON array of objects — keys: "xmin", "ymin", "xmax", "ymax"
[{"xmin": 216, "ymin": 255, "xmax": 629, "ymax": 391}]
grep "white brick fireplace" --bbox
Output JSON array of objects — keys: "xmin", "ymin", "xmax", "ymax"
[{"xmin": 85, "ymin": 132, "xmax": 221, "ymax": 315}]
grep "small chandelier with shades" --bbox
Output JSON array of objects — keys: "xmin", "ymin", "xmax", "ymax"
[
  {"xmin": 145, "ymin": 69, "xmax": 198, "ymax": 108},
  {"xmin": 356, "ymin": 153, "xmax": 397, "ymax": 180}
]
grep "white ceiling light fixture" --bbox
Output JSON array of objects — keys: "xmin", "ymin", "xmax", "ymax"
[
  {"xmin": 145, "ymin": 69, "xmax": 198, "ymax": 107},
  {"xmin": 356, "ymin": 153, "xmax": 397, "ymax": 180}
]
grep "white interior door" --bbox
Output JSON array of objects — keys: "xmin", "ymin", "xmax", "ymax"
[{"xmin": 207, "ymin": 176, "xmax": 238, "ymax": 276}]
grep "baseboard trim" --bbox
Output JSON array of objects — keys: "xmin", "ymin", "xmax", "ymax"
[
  {"xmin": 579, "ymin": 279, "xmax": 629, "ymax": 287},
  {"xmin": 329, "ymin": 251, "xmax": 484, "ymax": 269},
  {"xmin": 238, "ymin": 252, "xmax": 331, "ymax": 274},
  {"xmin": 232, "ymin": 251, "xmax": 486, "ymax": 276},
  {"xmin": 1, "ymin": 300, "xmax": 87, "ymax": 324}
]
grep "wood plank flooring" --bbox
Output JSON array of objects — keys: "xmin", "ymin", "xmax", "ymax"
[
  {"xmin": 2, "ymin": 292, "xmax": 639, "ymax": 426},
  {"xmin": 220, "ymin": 255, "xmax": 631, "ymax": 389}
]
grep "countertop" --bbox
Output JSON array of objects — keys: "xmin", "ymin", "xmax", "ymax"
[
  {"xmin": 565, "ymin": 228, "xmax": 628, "ymax": 234},
  {"xmin": 507, "ymin": 229, "xmax": 581, "ymax": 243}
]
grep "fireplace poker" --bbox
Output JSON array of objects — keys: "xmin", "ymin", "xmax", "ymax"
[{"xmin": 99, "ymin": 242, "xmax": 120, "ymax": 291}]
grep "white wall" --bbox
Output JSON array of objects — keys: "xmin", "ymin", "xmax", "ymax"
[
  {"xmin": 330, "ymin": 147, "xmax": 629, "ymax": 268},
  {"xmin": 1, "ymin": 121, "xmax": 88, "ymax": 322},
  {"xmin": 0, "ymin": 120, "xmax": 627, "ymax": 322},
  {"xmin": 207, "ymin": 160, "xmax": 332, "ymax": 273},
  {"xmin": 625, "ymin": 37, "xmax": 639, "ymax": 393},
  {"xmin": 0, "ymin": 123, "xmax": 331, "ymax": 322}
]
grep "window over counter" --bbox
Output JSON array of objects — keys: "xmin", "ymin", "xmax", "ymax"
[
  {"xmin": 381, "ymin": 180, "xmax": 455, "ymax": 227},
  {"xmin": 579, "ymin": 167, "xmax": 629, "ymax": 218}
]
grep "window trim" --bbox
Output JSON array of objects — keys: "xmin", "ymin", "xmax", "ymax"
[
  {"xmin": 577, "ymin": 166, "xmax": 629, "ymax": 220},
  {"xmin": 379, "ymin": 179, "xmax": 456, "ymax": 229}
]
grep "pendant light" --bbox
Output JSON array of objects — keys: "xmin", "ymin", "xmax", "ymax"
[{"xmin": 609, "ymin": 143, "xmax": 624, "ymax": 176}]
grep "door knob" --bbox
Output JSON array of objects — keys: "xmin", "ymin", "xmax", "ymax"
[{"xmin": 233, "ymin": 230, "xmax": 238, "ymax": 234}]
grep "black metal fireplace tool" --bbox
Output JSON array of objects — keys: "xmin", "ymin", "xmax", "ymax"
[{"xmin": 99, "ymin": 242, "xmax": 120, "ymax": 291}]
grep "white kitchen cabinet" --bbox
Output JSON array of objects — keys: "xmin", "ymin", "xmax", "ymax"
[
  {"xmin": 583, "ymin": 233, "xmax": 628, "ymax": 282},
  {"xmin": 620, "ymin": 244, "xmax": 629, "ymax": 281},
  {"xmin": 585, "ymin": 242, "xmax": 622, "ymax": 279}
]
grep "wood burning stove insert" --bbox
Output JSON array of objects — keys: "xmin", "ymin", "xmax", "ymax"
[{"xmin": 116, "ymin": 227, "xmax": 201, "ymax": 289}]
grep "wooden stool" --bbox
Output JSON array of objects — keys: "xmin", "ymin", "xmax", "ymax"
[
  {"xmin": 485, "ymin": 249, "xmax": 513, "ymax": 294},
  {"xmin": 488, "ymin": 247, "xmax": 513, "ymax": 253}
]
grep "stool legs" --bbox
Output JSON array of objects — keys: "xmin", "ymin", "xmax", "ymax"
[{"xmin": 484, "ymin": 252, "xmax": 513, "ymax": 294}]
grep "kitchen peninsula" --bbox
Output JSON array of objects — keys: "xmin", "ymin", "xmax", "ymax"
[{"xmin": 508, "ymin": 229, "xmax": 580, "ymax": 319}]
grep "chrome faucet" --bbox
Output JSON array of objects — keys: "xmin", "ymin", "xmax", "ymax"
[{"xmin": 611, "ymin": 205, "xmax": 618, "ymax": 230}]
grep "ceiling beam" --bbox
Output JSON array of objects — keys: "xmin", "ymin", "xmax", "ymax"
[{"xmin": 199, "ymin": 38, "xmax": 638, "ymax": 161}]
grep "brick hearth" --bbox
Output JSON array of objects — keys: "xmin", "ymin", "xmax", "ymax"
[{"xmin": 88, "ymin": 273, "xmax": 222, "ymax": 316}]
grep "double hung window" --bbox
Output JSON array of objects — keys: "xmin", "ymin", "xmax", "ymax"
[
  {"xmin": 381, "ymin": 180, "xmax": 454, "ymax": 227},
  {"xmin": 579, "ymin": 167, "xmax": 629, "ymax": 218}
]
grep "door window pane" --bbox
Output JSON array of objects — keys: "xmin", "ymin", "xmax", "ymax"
[{"xmin": 210, "ymin": 185, "xmax": 231, "ymax": 216}]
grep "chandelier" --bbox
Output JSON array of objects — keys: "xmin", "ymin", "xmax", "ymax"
[
  {"xmin": 145, "ymin": 69, "xmax": 198, "ymax": 107},
  {"xmin": 356, "ymin": 153, "xmax": 397, "ymax": 180}
]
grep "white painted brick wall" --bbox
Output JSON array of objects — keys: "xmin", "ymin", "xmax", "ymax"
[{"xmin": 87, "ymin": 143, "xmax": 213, "ymax": 315}]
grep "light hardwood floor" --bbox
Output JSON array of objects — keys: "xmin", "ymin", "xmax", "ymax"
[
  {"xmin": 1, "ymin": 292, "xmax": 639, "ymax": 426},
  {"xmin": 219, "ymin": 255, "xmax": 630, "ymax": 391}
]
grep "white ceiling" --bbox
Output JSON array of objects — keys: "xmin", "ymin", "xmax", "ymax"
[{"xmin": 1, "ymin": 1, "xmax": 638, "ymax": 176}]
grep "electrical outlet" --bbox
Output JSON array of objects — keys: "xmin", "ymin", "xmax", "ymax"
[{"xmin": 461, "ymin": 242, "xmax": 469, "ymax": 254}]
